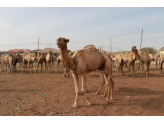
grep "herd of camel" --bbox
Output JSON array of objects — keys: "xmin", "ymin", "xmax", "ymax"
[
  {"xmin": 0, "ymin": 51, "xmax": 55, "ymax": 74},
  {"xmin": 0, "ymin": 37, "xmax": 164, "ymax": 108}
]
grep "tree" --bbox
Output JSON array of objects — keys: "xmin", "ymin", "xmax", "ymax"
[
  {"xmin": 141, "ymin": 47, "xmax": 157, "ymax": 54},
  {"xmin": 26, "ymin": 49, "xmax": 31, "ymax": 51}
]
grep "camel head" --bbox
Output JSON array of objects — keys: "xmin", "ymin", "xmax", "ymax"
[
  {"xmin": 56, "ymin": 37, "xmax": 69, "ymax": 48},
  {"xmin": 37, "ymin": 52, "xmax": 41, "ymax": 59},
  {"xmin": 131, "ymin": 46, "xmax": 138, "ymax": 53}
]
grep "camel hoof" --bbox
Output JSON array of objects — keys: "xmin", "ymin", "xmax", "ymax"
[
  {"xmin": 71, "ymin": 103, "xmax": 78, "ymax": 108},
  {"xmin": 110, "ymin": 98, "xmax": 114, "ymax": 101},
  {"xmin": 86, "ymin": 100, "xmax": 91, "ymax": 106},
  {"xmin": 74, "ymin": 91, "xmax": 76, "ymax": 94},
  {"xmin": 102, "ymin": 94, "xmax": 106, "ymax": 97},
  {"xmin": 95, "ymin": 92, "xmax": 99, "ymax": 95},
  {"xmin": 105, "ymin": 101, "xmax": 109, "ymax": 104}
]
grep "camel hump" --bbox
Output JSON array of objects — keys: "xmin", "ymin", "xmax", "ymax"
[{"xmin": 84, "ymin": 45, "xmax": 97, "ymax": 50}]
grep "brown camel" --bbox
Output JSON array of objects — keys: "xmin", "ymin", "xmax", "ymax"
[
  {"xmin": 131, "ymin": 46, "xmax": 151, "ymax": 77},
  {"xmin": 23, "ymin": 52, "xmax": 37, "ymax": 73},
  {"xmin": 138, "ymin": 53, "xmax": 158, "ymax": 69},
  {"xmin": 83, "ymin": 45, "xmax": 111, "ymax": 96},
  {"xmin": 13, "ymin": 54, "xmax": 23, "ymax": 72},
  {"xmin": 57, "ymin": 50, "xmax": 74, "ymax": 77},
  {"xmin": 56, "ymin": 37, "xmax": 114, "ymax": 108},
  {"xmin": 36, "ymin": 52, "xmax": 46, "ymax": 72},
  {"xmin": 160, "ymin": 55, "xmax": 164, "ymax": 74}
]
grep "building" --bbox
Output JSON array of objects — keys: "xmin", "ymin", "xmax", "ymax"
[{"xmin": 5, "ymin": 49, "xmax": 30, "ymax": 54}]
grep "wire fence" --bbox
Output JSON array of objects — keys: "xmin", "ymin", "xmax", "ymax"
[{"xmin": 0, "ymin": 34, "xmax": 163, "ymax": 53}]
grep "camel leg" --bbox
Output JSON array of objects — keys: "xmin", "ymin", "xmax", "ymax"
[
  {"xmin": 81, "ymin": 75, "xmax": 88, "ymax": 93},
  {"xmin": 72, "ymin": 73, "xmax": 79, "ymax": 108},
  {"xmin": 63, "ymin": 68, "xmax": 66, "ymax": 78},
  {"xmin": 140, "ymin": 62, "xmax": 143, "ymax": 76},
  {"xmin": 103, "ymin": 72, "xmax": 108, "ymax": 97},
  {"xmin": 103, "ymin": 73, "xmax": 114, "ymax": 103},
  {"xmin": 81, "ymin": 74, "xmax": 91, "ymax": 106},
  {"xmin": 118, "ymin": 63, "xmax": 120, "ymax": 76},
  {"xmin": 132, "ymin": 62, "xmax": 136, "ymax": 77},
  {"xmin": 127, "ymin": 64, "xmax": 130, "ymax": 77},
  {"xmin": 145, "ymin": 63, "xmax": 149, "ymax": 78},
  {"xmin": 95, "ymin": 71, "xmax": 105, "ymax": 95},
  {"xmin": 49, "ymin": 62, "xmax": 52, "ymax": 73},
  {"xmin": 44, "ymin": 62, "xmax": 46, "ymax": 72},
  {"xmin": 147, "ymin": 62, "xmax": 150, "ymax": 77},
  {"xmin": 160, "ymin": 61, "xmax": 163, "ymax": 74},
  {"xmin": 121, "ymin": 62, "xmax": 124, "ymax": 76},
  {"xmin": 31, "ymin": 62, "xmax": 33, "ymax": 73},
  {"xmin": 27, "ymin": 62, "xmax": 30, "ymax": 74},
  {"xmin": 41, "ymin": 63, "xmax": 43, "ymax": 72},
  {"xmin": 36, "ymin": 63, "xmax": 39, "ymax": 73},
  {"xmin": 67, "ymin": 69, "xmax": 70, "ymax": 78}
]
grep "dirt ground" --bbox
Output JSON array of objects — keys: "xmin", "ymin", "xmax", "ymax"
[{"xmin": 0, "ymin": 63, "xmax": 164, "ymax": 116}]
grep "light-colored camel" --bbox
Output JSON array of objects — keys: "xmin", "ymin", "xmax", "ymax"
[
  {"xmin": 36, "ymin": 52, "xmax": 46, "ymax": 72},
  {"xmin": 131, "ymin": 46, "xmax": 151, "ymax": 77},
  {"xmin": 111, "ymin": 53, "xmax": 124, "ymax": 76},
  {"xmin": 45, "ymin": 51, "xmax": 53, "ymax": 73},
  {"xmin": 0, "ymin": 54, "xmax": 14, "ymax": 73},
  {"xmin": 56, "ymin": 37, "xmax": 114, "ymax": 108},
  {"xmin": 23, "ymin": 52, "xmax": 37, "ymax": 73},
  {"xmin": 0, "ymin": 57, "xmax": 4, "ymax": 72},
  {"xmin": 112, "ymin": 51, "xmax": 143, "ymax": 77},
  {"xmin": 159, "ymin": 55, "xmax": 164, "ymax": 74}
]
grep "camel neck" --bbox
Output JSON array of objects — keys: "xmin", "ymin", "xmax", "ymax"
[
  {"xmin": 134, "ymin": 52, "xmax": 140, "ymax": 60},
  {"xmin": 59, "ymin": 47, "xmax": 73, "ymax": 69}
]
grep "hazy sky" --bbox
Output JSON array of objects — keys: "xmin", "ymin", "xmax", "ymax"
[{"xmin": 0, "ymin": 7, "xmax": 164, "ymax": 52}]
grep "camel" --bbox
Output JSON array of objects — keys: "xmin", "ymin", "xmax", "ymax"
[
  {"xmin": 23, "ymin": 52, "xmax": 37, "ymax": 73},
  {"xmin": 0, "ymin": 57, "xmax": 4, "ymax": 72},
  {"xmin": 56, "ymin": 37, "xmax": 114, "ymax": 108},
  {"xmin": 111, "ymin": 51, "xmax": 138, "ymax": 77},
  {"xmin": 137, "ymin": 53, "xmax": 158, "ymax": 69},
  {"xmin": 57, "ymin": 50, "xmax": 74, "ymax": 77},
  {"xmin": 45, "ymin": 51, "xmax": 53, "ymax": 73},
  {"xmin": 12, "ymin": 54, "xmax": 23, "ymax": 72},
  {"xmin": 111, "ymin": 53, "xmax": 124, "ymax": 76},
  {"xmin": 131, "ymin": 46, "xmax": 151, "ymax": 77},
  {"xmin": 83, "ymin": 46, "xmax": 116, "ymax": 97},
  {"xmin": 0, "ymin": 54, "xmax": 15, "ymax": 74},
  {"xmin": 160, "ymin": 55, "xmax": 164, "ymax": 74},
  {"xmin": 36, "ymin": 52, "xmax": 46, "ymax": 72}
]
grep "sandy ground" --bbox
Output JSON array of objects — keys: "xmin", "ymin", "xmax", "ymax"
[{"xmin": 0, "ymin": 63, "xmax": 164, "ymax": 116}]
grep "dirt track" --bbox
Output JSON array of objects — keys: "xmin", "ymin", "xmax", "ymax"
[{"xmin": 0, "ymin": 63, "xmax": 164, "ymax": 116}]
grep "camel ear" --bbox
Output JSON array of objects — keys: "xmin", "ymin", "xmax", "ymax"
[{"xmin": 64, "ymin": 39, "xmax": 69, "ymax": 43}]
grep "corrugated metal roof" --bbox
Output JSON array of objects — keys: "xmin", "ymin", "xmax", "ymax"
[{"xmin": 160, "ymin": 47, "xmax": 164, "ymax": 51}]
